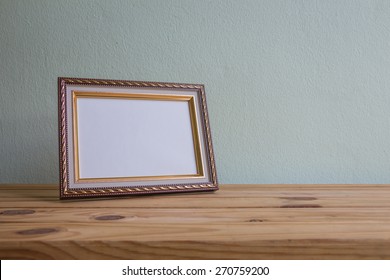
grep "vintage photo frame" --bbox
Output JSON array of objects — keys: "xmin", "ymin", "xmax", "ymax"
[{"xmin": 58, "ymin": 78, "xmax": 218, "ymax": 199}]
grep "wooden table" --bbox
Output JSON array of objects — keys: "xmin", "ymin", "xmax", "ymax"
[{"xmin": 1, "ymin": 184, "xmax": 390, "ymax": 259}]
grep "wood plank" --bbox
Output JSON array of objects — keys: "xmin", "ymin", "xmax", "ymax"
[
  {"xmin": 1, "ymin": 197, "xmax": 390, "ymax": 208},
  {"xmin": 2, "ymin": 185, "xmax": 390, "ymax": 209},
  {"xmin": 1, "ymin": 239, "xmax": 389, "ymax": 260},
  {"xmin": 1, "ymin": 208, "xmax": 390, "ymax": 224},
  {"xmin": 2, "ymin": 222, "xmax": 390, "ymax": 241}
]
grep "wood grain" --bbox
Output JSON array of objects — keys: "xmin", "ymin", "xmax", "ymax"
[{"xmin": 1, "ymin": 184, "xmax": 390, "ymax": 259}]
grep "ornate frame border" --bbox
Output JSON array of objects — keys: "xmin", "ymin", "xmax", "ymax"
[{"xmin": 58, "ymin": 77, "xmax": 218, "ymax": 199}]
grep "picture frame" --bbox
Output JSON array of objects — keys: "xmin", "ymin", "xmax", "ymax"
[{"xmin": 58, "ymin": 78, "xmax": 218, "ymax": 199}]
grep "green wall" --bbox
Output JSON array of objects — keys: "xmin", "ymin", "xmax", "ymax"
[{"xmin": 1, "ymin": 0, "xmax": 390, "ymax": 184}]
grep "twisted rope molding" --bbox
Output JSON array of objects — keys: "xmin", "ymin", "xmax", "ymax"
[
  {"xmin": 64, "ymin": 184, "xmax": 215, "ymax": 196},
  {"xmin": 199, "ymin": 87, "xmax": 218, "ymax": 185},
  {"xmin": 62, "ymin": 78, "xmax": 203, "ymax": 89},
  {"xmin": 59, "ymin": 80, "xmax": 68, "ymax": 197}
]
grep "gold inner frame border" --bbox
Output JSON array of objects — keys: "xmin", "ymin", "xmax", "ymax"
[{"xmin": 71, "ymin": 91, "xmax": 205, "ymax": 184}]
